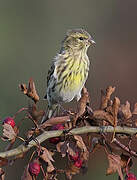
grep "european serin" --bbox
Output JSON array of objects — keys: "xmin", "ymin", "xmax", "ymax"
[{"xmin": 41, "ymin": 29, "xmax": 95, "ymax": 123}]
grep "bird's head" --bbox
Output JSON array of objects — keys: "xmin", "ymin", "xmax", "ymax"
[{"xmin": 62, "ymin": 29, "xmax": 95, "ymax": 51}]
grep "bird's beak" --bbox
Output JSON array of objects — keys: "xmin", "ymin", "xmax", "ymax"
[{"xmin": 88, "ymin": 37, "xmax": 96, "ymax": 45}]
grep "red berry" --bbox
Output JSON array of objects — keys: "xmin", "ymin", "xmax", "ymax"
[
  {"xmin": 74, "ymin": 159, "xmax": 83, "ymax": 168},
  {"xmin": 51, "ymin": 124, "xmax": 64, "ymax": 130},
  {"xmin": 49, "ymin": 124, "xmax": 64, "ymax": 144},
  {"xmin": 49, "ymin": 137, "xmax": 60, "ymax": 144},
  {"xmin": 3, "ymin": 117, "xmax": 15, "ymax": 128},
  {"xmin": 126, "ymin": 173, "xmax": 137, "ymax": 180},
  {"xmin": 29, "ymin": 161, "xmax": 40, "ymax": 176},
  {"xmin": 69, "ymin": 152, "xmax": 79, "ymax": 161}
]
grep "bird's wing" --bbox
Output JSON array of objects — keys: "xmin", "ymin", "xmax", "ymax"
[{"xmin": 47, "ymin": 63, "xmax": 55, "ymax": 87}]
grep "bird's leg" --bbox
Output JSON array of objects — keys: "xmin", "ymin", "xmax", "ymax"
[{"xmin": 55, "ymin": 104, "xmax": 61, "ymax": 117}]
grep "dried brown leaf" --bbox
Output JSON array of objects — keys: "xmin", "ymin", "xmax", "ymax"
[
  {"xmin": 4, "ymin": 126, "xmax": 19, "ymax": 150},
  {"xmin": 20, "ymin": 84, "xmax": 28, "ymax": 94},
  {"xmin": 77, "ymin": 87, "xmax": 90, "ymax": 116},
  {"xmin": 45, "ymin": 172, "xmax": 58, "ymax": 180},
  {"xmin": 134, "ymin": 119, "xmax": 137, "ymax": 127},
  {"xmin": 120, "ymin": 154, "xmax": 132, "ymax": 170},
  {"xmin": 133, "ymin": 103, "xmax": 137, "ymax": 115},
  {"xmin": 66, "ymin": 163, "xmax": 80, "ymax": 180},
  {"xmin": 120, "ymin": 101, "xmax": 132, "ymax": 119},
  {"xmin": 39, "ymin": 116, "xmax": 70, "ymax": 129},
  {"xmin": 67, "ymin": 147, "xmax": 77, "ymax": 158},
  {"xmin": 2, "ymin": 124, "xmax": 16, "ymax": 141},
  {"xmin": 106, "ymin": 154, "xmax": 123, "ymax": 180},
  {"xmin": 40, "ymin": 147, "xmax": 55, "ymax": 173},
  {"xmin": 100, "ymin": 86, "xmax": 115, "ymax": 109},
  {"xmin": 21, "ymin": 165, "xmax": 32, "ymax": 180},
  {"xmin": 19, "ymin": 78, "xmax": 39, "ymax": 103},
  {"xmin": 72, "ymin": 87, "xmax": 90, "ymax": 126},
  {"xmin": 28, "ymin": 104, "xmax": 44, "ymax": 122},
  {"xmin": 56, "ymin": 141, "xmax": 68, "ymax": 157},
  {"xmin": 57, "ymin": 139, "xmax": 78, "ymax": 159},
  {"xmin": 112, "ymin": 97, "xmax": 120, "ymax": 126},
  {"xmin": 90, "ymin": 137, "xmax": 101, "ymax": 153},
  {"xmin": 74, "ymin": 135, "xmax": 89, "ymax": 161},
  {"xmin": 93, "ymin": 110, "xmax": 114, "ymax": 125},
  {"xmin": 0, "ymin": 168, "xmax": 5, "ymax": 180}
]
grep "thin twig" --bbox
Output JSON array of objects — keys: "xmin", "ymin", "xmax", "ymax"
[{"xmin": 113, "ymin": 138, "xmax": 137, "ymax": 157}]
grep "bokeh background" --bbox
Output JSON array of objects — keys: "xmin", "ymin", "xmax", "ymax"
[{"xmin": 0, "ymin": 0, "xmax": 137, "ymax": 179}]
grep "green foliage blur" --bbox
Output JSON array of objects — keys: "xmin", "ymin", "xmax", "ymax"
[{"xmin": 0, "ymin": 0, "xmax": 137, "ymax": 179}]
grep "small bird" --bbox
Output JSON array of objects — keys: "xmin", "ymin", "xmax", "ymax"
[{"xmin": 41, "ymin": 29, "xmax": 95, "ymax": 123}]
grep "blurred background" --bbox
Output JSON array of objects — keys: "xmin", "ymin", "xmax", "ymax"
[{"xmin": 0, "ymin": 0, "xmax": 137, "ymax": 179}]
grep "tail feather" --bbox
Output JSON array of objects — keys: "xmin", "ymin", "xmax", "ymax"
[{"xmin": 41, "ymin": 104, "xmax": 58, "ymax": 124}]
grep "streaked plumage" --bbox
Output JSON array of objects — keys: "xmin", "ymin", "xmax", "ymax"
[{"xmin": 41, "ymin": 29, "xmax": 95, "ymax": 123}]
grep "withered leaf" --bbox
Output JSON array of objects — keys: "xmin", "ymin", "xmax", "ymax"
[
  {"xmin": 93, "ymin": 110, "xmax": 114, "ymax": 125},
  {"xmin": 74, "ymin": 135, "xmax": 87, "ymax": 152},
  {"xmin": 0, "ymin": 168, "xmax": 5, "ymax": 180},
  {"xmin": 57, "ymin": 140, "xmax": 78, "ymax": 159},
  {"xmin": 56, "ymin": 141, "xmax": 68, "ymax": 157},
  {"xmin": 65, "ymin": 163, "xmax": 80, "ymax": 180},
  {"xmin": 133, "ymin": 103, "xmax": 137, "ymax": 115},
  {"xmin": 119, "ymin": 101, "xmax": 132, "ymax": 119},
  {"xmin": 73, "ymin": 87, "xmax": 90, "ymax": 126},
  {"xmin": 120, "ymin": 154, "xmax": 132, "ymax": 170},
  {"xmin": 106, "ymin": 154, "xmax": 123, "ymax": 180},
  {"xmin": 67, "ymin": 147, "xmax": 77, "ymax": 158},
  {"xmin": 28, "ymin": 103, "xmax": 44, "ymax": 122},
  {"xmin": 19, "ymin": 78, "xmax": 39, "ymax": 103},
  {"xmin": 112, "ymin": 97, "xmax": 120, "ymax": 126},
  {"xmin": 74, "ymin": 135, "xmax": 89, "ymax": 161},
  {"xmin": 134, "ymin": 119, "xmax": 137, "ymax": 128},
  {"xmin": 39, "ymin": 116, "xmax": 70, "ymax": 129},
  {"xmin": 21, "ymin": 165, "xmax": 32, "ymax": 180},
  {"xmin": 77, "ymin": 87, "xmax": 90, "ymax": 116},
  {"xmin": 4, "ymin": 126, "xmax": 19, "ymax": 150},
  {"xmin": 100, "ymin": 86, "xmax": 115, "ymax": 109},
  {"xmin": 45, "ymin": 171, "xmax": 58, "ymax": 180},
  {"xmin": 90, "ymin": 137, "xmax": 101, "ymax": 153},
  {"xmin": 40, "ymin": 147, "xmax": 55, "ymax": 173},
  {"xmin": 2, "ymin": 124, "xmax": 16, "ymax": 141}
]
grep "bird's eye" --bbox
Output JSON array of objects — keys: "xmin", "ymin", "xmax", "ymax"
[{"xmin": 79, "ymin": 37, "xmax": 84, "ymax": 40}]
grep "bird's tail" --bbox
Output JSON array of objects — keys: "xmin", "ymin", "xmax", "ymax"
[{"xmin": 41, "ymin": 104, "xmax": 59, "ymax": 124}]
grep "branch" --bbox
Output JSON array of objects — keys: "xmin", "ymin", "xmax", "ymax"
[
  {"xmin": 0, "ymin": 126, "xmax": 137, "ymax": 158},
  {"xmin": 113, "ymin": 138, "xmax": 137, "ymax": 157}
]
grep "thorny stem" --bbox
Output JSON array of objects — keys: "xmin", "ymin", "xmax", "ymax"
[
  {"xmin": 0, "ymin": 126, "xmax": 137, "ymax": 158},
  {"xmin": 12, "ymin": 107, "xmax": 28, "ymax": 119},
  {"xmin": 40, "ymin": 165, "xmax": 47, "ymax": 179},
  {"xmin": 29, "ymin": 151, "xmax": 36, "ymax": 163},
  {"xmin": 27, "ymin": 114, "xmax": 39, "ymax": 128},
  {"xmin": 113, "ymin": 138, "xmax": 137, "ymax": 157},
  {"xmin": 17, "ymin": 136, "xmax": 26, "ymax": 142},
  {"xmin": 126, "ymin": 157, "xmax": 132, "ymax": 175}
]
